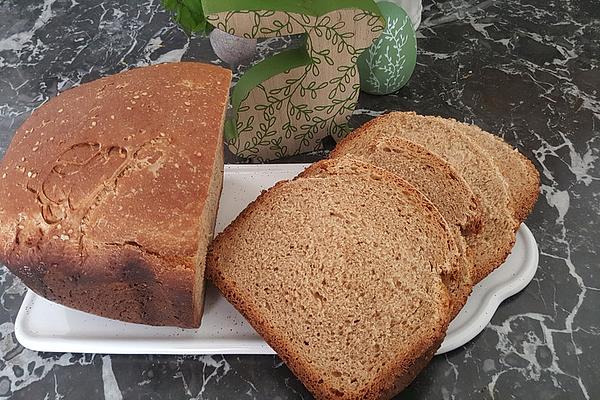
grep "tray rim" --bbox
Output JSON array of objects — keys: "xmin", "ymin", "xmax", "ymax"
[{"xmin": 436, "ymin": 223, "xmax": 538, "ymax": 354}]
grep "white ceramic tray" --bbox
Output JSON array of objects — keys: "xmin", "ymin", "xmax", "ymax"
[{"xmin": 14, "ymin": 164, "xmax": 539, "ymax": 355}]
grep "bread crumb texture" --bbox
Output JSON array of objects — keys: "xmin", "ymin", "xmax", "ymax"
[
  {"xmin": 341, "ymin": 112, "xmax": 528, "ymax": 283},
  {"xmin": 330, "ymin": 135, "xmax": 483, "ymax": 318},
  {"xmin": 208, "ymin": 158, "xmax": 454, "ymax": 400}
]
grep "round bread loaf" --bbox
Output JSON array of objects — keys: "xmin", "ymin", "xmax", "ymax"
[{"xmin": 0, "ymin": 62, "xmax": 232, "ymax": 327}]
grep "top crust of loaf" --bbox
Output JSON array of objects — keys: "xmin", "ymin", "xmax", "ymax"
[
  {"xmin": 208, "ymin": 157, "xmax": 456, "ymax": 399},
  {"xmin": 0, "ymin": 62, "xmax": 231, "ymax": 327}
]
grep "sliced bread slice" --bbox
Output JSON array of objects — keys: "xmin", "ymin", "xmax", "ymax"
[
  {"xmin": 298, "ymin": 157, "xmax": 463, "ymax": 306},
  {"xmin": 344, "ymin": 112, "xmax": 519, "ymax": 283},
  {"xmin": 330, "ymin": 135, "xmax": 482, "ymax": 235},
  {"xmin": 207, "ymin": 157, "xmax": 455, "ymax": 399},
  {"xmin": 458, "ymin": 123, "xmax": 540, "ymax": 222},
  {"xmin": 329, "ymin": 136, "xmax": 480, "ymax": 318}
]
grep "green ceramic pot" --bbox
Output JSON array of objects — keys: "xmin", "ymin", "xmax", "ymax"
[{"xmin": 358, "ymin": 1, "xmax": 417, "ymax": 95}]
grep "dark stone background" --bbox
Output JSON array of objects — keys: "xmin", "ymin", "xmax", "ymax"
[{"xmin": 0, "ymin": 0, "xmax": 598, "ymax": 398}]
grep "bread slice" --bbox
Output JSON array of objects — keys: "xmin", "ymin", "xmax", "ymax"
[
  {"xmin": 459, "ymin": 123, "xmax": 540, "ymax": 222},
  {"xmin": 330, "ymin": 136, "xmax": 480, "ymax": 318},
  {"xmin": 0, "ymin": 62, "xmax": 232, "ymax": 327},
  {"xmin": 207, "ymin": 157, "xmax": 456, "ymax": 399},
  {"xmin": 344, "ymin": 112, "xmax": 519, "ymax": 283},
  {"xmin": 298, "ymin": 157, "xmax": 463, "ymax": 301},
  {"xmin": 331, "ymin": 135, "xmax": 482, "ymax": 235}
]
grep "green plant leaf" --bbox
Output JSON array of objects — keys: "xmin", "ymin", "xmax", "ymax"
[{"xmin": 161, "ymin": 0, "xmax": 212, "ymax": 35}]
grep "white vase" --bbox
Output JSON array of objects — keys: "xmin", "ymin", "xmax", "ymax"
[{"xmin": 376, "ymin": 0, "xmax": 423, "ymax": 29}]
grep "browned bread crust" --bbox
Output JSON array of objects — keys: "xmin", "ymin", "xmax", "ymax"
[
  {"xmin": 0, "ymin": 62, "xmax": 231, "ymax": 327},
  {"xmin": 208, "ymin": 157, "xmax": 455, "ymax": 399}
]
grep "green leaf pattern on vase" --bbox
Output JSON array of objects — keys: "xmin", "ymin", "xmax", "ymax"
[
  {"xmin": 204, "ymin": 1, "xmax": 384, "ymax": 161},
  {"xmin": 358, "ymin": 1, "xmax": 417, "ymax": 95}
]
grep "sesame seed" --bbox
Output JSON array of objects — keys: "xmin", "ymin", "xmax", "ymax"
[
  {"xmin": 32, "ymin": 147, "xmax": 38, "ymax": 152},
  {"xmin": 58, "ymin": 108, "xmax": 63, "ymax": 113},
  {"xmin": 1, "ymin": 173, "xmax": 5, "ymax": 178},
  {"xmin": 184, "ymin": 101, "xmax": 191, "ymax": 106},
  {"xmin": 91, "ymin": 121, "xmax": 97, "ymax": 127},
  {"xmin": 159, "ymin": 132, "xmax": 165, "ymax": 137},
  {"xmin": 126, "ymin": 107, "xmax": 132, "ymax": 110},
  {"xmin": 131, "ymin": 100, "xmax": 137, "ymax": 104},
  {"xmin": 27, "ymin": 171, "xmax": 32, "ymax": 178},
  {"xmin": 52, "ymin": 235, "xmax": 59, "ymax": 240},
  {"xmin": 60, "ymin": 234, "xmax": 70, "ymax": 241},
  {"xmin": 110, "ymin": 115, "xmax": 115, "ymax": 119},
  {"xmin": 133, "ymin": 95, "xmax": 140, "ymax": 99},
  {"xmin": 141, "ymin": 92, "xmax": 148, "ymax": 96}
]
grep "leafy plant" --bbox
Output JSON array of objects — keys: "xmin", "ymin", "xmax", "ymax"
[{"xmin": 161, "ymin": 0, "xmax": 212, "ymax": 35}]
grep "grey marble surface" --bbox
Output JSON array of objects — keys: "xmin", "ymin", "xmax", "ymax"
[{"xmin": 0, "ymin": 0, "xmax": 598, "ymax": 399}]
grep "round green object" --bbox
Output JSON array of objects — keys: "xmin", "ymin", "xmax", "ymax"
[{"xmin": 358, "ymin": 1, "xmax": 417, "ymax": 95}]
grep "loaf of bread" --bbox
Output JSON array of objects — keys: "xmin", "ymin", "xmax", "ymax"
[
  {"xmin": 207, "ymin": 157, "xmax": 458, "ymax": 400},
  {"xmin": 344, "ymin": 112, "xmax": 521, "ymax": 283},
  {"xmin": 330, "ymin": 135, "xmax": 480, "ymax": 318},
  {"xmin": 0, "ymin": 62, "xmax": 232, "ymax": 328}
]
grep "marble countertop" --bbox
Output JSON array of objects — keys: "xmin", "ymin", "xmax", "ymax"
[{"xmin": 0, "ymin": 0, "xmax": 598, "ymax": 398}]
